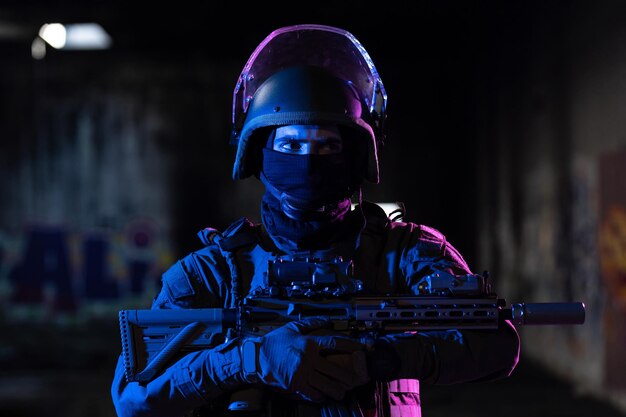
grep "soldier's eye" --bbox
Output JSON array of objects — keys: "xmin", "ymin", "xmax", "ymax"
[
  {"xmin": 325, "ymin": 142, "xmax": 342, "ymax": 152},
  {"xmin": 285, "ymin": 140, "xmax": 302, "ymax": 151},
  {"xmin": 274, "ymin": 138, "xmax": 308, "ymax": 154}
]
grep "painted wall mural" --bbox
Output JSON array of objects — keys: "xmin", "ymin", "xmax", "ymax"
[{"xmin": 599, "ymin": 148, "xmax": 626, "ymax": 388}]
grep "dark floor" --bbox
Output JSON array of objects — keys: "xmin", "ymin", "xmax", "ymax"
[
  {"xmin": 420, "ymin": 357, "xmax": 626, "ymax": 417},
  {"xmin": 0, "ymin": 319, "xmax": 624, "ymax": 417}
]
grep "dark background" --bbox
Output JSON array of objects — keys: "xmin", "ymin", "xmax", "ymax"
[
  {"xmin": 1, "ymin": 1, "xmax": 625, "ymax": 416},
  {"xmin": 0, "ymin": 0, "xmax": 532, "ymax": 262}
]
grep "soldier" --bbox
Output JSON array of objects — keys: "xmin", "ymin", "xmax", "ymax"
[{"xmin": 111, "ymin": 24, "xmax": 519, "ymax": 417}]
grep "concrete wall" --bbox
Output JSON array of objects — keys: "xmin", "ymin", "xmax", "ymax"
[
  {"xmin": 0, "ymin": 55, "xmax": 265, "ymax": 313},
  {"xmin": 477, "ymin": 2, "xmax": 626, "ymax": 411}
]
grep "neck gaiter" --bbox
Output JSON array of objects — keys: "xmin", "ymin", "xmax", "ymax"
[{"xmin": 259, "ymin": 148, "xmax": 361, "ymax": 250}]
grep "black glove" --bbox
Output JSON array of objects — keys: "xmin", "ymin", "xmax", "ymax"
[{"xmin": 241, "ymin": 317, "xmax": 370, "ymax": 402}]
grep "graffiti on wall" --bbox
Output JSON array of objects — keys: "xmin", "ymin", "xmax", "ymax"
[
  {"xmin": 599, "ymin": 205, "xmax": 626, "ymax": 304},
  {"xmin": 598, "ymin": 148, "xmax": 626, "ymax": 388},
  {"xmin": 0, "ymin": 217, "xmax": 174, "ymax": 320}
]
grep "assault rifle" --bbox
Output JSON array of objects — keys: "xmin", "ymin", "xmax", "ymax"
[{"xmin": 118, "ymin": 257, "xmax": 585, "ymax": 383}]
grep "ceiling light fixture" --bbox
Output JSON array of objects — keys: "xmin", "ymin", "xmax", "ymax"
[{"xmin": 38, "ymin": 22, "xmax": 112, "ymax": 50}]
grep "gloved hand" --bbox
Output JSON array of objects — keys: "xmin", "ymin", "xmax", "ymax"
[
  {"xmin": 243, "ymin": 317, "xmax": 369, "ymax": 402},
  {"xmin": 366, "ymin": 322, "xmax": 520, "ymax": 384}
]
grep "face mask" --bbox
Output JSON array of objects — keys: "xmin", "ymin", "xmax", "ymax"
[
  {"xmin": 260, "ymin": 148, "xmax": 353, "ymax": 220},
  {"xmin": 260, "ymin": 192, "xmax": 354, "ymax": 251}
]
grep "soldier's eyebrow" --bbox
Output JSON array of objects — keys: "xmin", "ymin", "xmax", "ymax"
[{"xmin": 275, "ymin": 136, "xmax": 339, "ymax": 142}]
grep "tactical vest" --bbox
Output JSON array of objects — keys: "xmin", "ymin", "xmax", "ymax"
[{"xmin": 190, "ymin": 201, "xmax": 421, "ymax": 417}]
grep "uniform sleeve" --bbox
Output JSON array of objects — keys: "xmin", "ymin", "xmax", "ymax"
[
  {"xmin": 151, "ymin": 246, "xmax": 232, "ymax": 310},
  {"xmin": 373, "ymin": 223, "xmax": 520, "ymax": 384},
  {"xmin": 111, "ymin": 340, "xmax": 246, "ymax": 417},
  {"xmin": 111, "ymin": 248, "xmax": 246, "ymax": 417},
  {"xmin": 376, "ymin": 321, "xmax": 520, "ymax": 384}
]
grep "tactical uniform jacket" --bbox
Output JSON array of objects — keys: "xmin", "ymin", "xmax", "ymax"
[{"xmin": 111, "ymin": 202, "xmax": 520, "ymax": 417}]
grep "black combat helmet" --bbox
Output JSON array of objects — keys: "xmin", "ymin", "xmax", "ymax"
[{"xmin": 230, "ymin": 24, "xmax": 387, "ymax": 184}]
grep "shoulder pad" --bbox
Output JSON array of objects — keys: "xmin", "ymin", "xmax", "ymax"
[
  {"xmin": 417, "ymin": 225, "xmax": 469, "ymax": 271},
  {"xmin": 408, "ymin": 224, "xmax": 446, "ymax": 258},
  {"xmin": 197, "ymin": 217, "xmax": 258, "ymax": 251},
  {"xmin": 418, "ymin": 225, "xmax": 447, "ymax": 247},
  {"xmin": 197, "ymin": 227, "xmax": 220, "ymax": 246},
  {"xmin": 162, "ymin": 260, "xmax": 195, "ymax": 300}
]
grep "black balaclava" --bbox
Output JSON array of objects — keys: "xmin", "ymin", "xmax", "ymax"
[{"xmin": 259, "ymin": 128, "xmax": 362, "ymax": 251}]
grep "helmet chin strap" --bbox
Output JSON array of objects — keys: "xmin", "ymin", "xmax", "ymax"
[{"xmin": 260, "ymin": 172, "xmax": 351, "ymax": 222}]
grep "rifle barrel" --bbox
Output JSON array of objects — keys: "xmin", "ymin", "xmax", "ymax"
[{"xmin": 504, "ymin": 302, "xmax": 586, "ymax": 325}]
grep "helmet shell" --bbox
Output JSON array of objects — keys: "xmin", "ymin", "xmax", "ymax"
[{"xmin": 232, "ymin": 66, "xmax": 378, "ymax": 183}]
